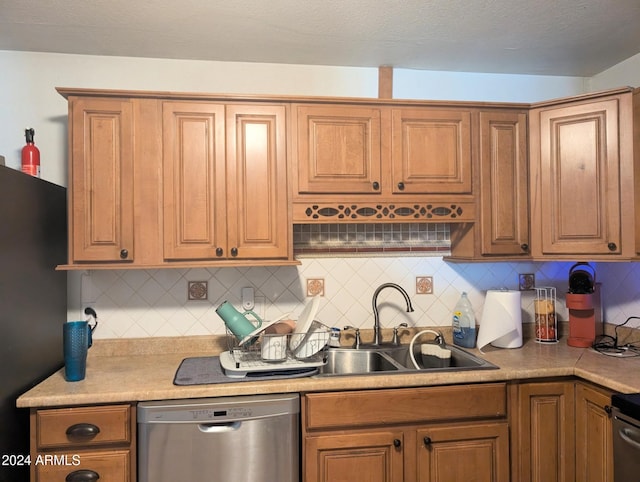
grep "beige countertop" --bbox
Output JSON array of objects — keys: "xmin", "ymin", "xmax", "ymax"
[{"xmin": 17, "ymin": 331, "xmax": 640, "ymax": 408}]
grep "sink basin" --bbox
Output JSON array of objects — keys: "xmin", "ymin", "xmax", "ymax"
[
  {"xmin": 319, "ymin": 349, "xmax": 403, "ymax": 375},
  {"xmin": 316, "ymin": 343, "xmax": 498, "ymax": 376}
]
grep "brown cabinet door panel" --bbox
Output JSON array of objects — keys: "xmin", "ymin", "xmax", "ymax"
[
  {"xmin": 162, "ymin": 102, "xmax": 226, "ymax": 260},
  {"xmin": 575, "ymin": 382, "xmax": 614, "ymax": 482},
  {"xmin": 295, "ymin": 104, "xmax": 382, "ymax": 194},
  {"xmin": 537, "ymin": 99, "xmax": 621, "ymax": 254},
  {"xmin": 226, "ymin": 104, "xmax": 289, "ymax": 259},
  {"xmin": 70, "ymin": 98, "xmax": 134, "ymax": 262},
  {"xmin": 305, "ymin": 431, "xmax": 405, "ymax": 482},
  {"xmin": 514, "ymin": 381, "xmax": 575, "ymax": 482},
  {"xmin": 479, "ymin": 111, "xmax": 529, "ymax": 255},
  {"xmin": 391, "ymin": 108, "xmax": 472, "ymax": 194},
  {"xmin": 416, "ymin": 422, "xmax": 510, "ymax": 482}
]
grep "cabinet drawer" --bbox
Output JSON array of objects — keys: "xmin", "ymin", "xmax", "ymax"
[
  {"xmin": 304, "ymin": 383, "xmax": 506, "ymax": 430},
  {"xmin": 36, "ymin": 405, "xmax": 131, "ymax": 449},
  {"xmin": 34, "ymin": 449, "xmax": 130, "ymax": 482}
]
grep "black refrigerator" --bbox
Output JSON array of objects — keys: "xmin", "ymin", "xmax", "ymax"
[{"xmin": 0, "ymin": 165, "xmax": 67, "ymax": 481}]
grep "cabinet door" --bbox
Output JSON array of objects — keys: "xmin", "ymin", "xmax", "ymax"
[
  {"xmin": 305, "ymin": 430, "xmax": 405, "ymax": 482},
  {"xmin": 575, "ymin": 382, "xmax": 614, "ymax": 482},
  {"xmin": 294, "ymin": 104, "xmax": 382, "ymax": 194},
  {"xmin": 391, "ymin": 108, "xmax": 472, "ymax": 194},
  {"xmin": 162, "ymin": 102, "xmax": 226, "ymax": 260},
  {"xmin": 513, "ymin": 381, "xmax": 575, "ymax": 482},
  {"xmin": 416, "ymin": 422, "xmax": 510, "ymax": 482},
  {"xmin": 70, "ymin": 98, "xmax": 134, "ymax": 262},
  {"xmin": 479, "ymin": 111, "xmax": 529, "ymax": 256},
  {"xmin": 226, "ymin": 104, "xmax": 289, "ymax": 259},
  {"xmin": 534, "ymin": 98, "xmax": 622, "ymax": 255}
]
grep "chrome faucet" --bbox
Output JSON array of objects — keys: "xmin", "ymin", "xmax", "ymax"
[{"xmin": 371, "ymin": 283, "xmax": 414, "ymax": 345}]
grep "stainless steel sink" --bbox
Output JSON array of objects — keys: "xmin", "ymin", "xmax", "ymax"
[
  {"xmin": 319, "ymin": 349, "xmax": 403, "ymax": 375},
  {"xmin": 316, "ymin": 343, "xmax": 498, "ymax": 376}
]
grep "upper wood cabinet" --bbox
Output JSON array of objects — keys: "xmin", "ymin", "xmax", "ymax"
[
  {"xmin": 60, "ymin": 88, "xmax": 295, "ymax": 269},
  {"xmin": 449, "ymin": 109, "xmax": 529, "ymax": 260},
  {"xmin": 69, "ymin": 97, "xmax": 135, "ymax": 263},
  {"xmin": 390, "ymin": 108, "xmax": 472, "ymax": 195},
  {"xmin": 293, "ymin": 104, "xmax": 472, "ymax": 197},
  {"xmin": 162, "ymin": 102, "xmax": 226, "ymax": 260},
  {"xmin": 529, "ymin": 91, "xmax": 635, "ymax": 258},
  {"xmin": 294, "ymin": 104, "xmax": 382, "ymax": 194},
  {"xmin": 225, "ymin": 104, "xmax": 289, "ymax": 259},
  {"xmin": 479, "ymin": 111, "xmax": 529, "ymax": 256},
  {"xmin": 292, "ymin": 103, "xmax": 476, "ymax": 224},
  {"xmin": 162, "ymin": 102, "xmax": 289, "ymax": 261}
]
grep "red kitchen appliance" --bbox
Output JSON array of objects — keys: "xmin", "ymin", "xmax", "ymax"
[{"xmin": 566, "ymin": 263, "xmax": 603, "ymax": 347}]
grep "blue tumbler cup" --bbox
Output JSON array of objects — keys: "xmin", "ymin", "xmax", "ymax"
[{"xmin": 63, "ymin": 321, "xmax": 91, "ymax": 382}]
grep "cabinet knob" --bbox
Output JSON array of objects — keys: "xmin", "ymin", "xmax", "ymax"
[
  {"xmin": 397, "ymin": 182, "xmax": 405, "ymax": 191},
  {"xmin": 119, "ymin": 249, "xmax": 128, "ymax": 259},
  {"xmin": 393, "ymin": 438, "xmax": 402, "ymax": 448},
  {"xmin": 231, "ymin": 247, "xmax": 238, "ymax": 257},
  {"xmin": 423, "ymin": 436, "xmax": 432, "ymax": 446},
  {"xmin": 216, "ymin": 247, "xmax": 223, "ymax": 257},
  {"xmin": 372, "ymin": 181, "xmax": 380, "ymax": 190},
  {"xmin": 65, "ymin": 469, "xmax": 100, "ymax": 482},
  {"xmin": 65, "ymin": 423, "xmax": 100, "ymax": 442},
  {"xmin": 520, "ymin": 243, "xmax": 529, "ymax": 252},
  {"xmin": 608, "ymin": 242, "xmax": 617, "ymax": 252},
  {"xmin": 605, "ymin": 405, "xmax": 612, "ymax": 416}
]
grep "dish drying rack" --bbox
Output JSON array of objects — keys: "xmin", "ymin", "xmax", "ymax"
[{"xmin": 219, "ymin": 324, "xmax": 329, "ymax": 378}]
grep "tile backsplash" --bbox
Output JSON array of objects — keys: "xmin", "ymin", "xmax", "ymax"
[{"xmin": 81, "ymin": 257, "xmax": 640, "ymax": 340}]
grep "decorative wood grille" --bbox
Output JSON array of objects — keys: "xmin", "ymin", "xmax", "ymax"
[{"xmin": 299, "ymin": 203, "xmax": 468, "ymax": 221}]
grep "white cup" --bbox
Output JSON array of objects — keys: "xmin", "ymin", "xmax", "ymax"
[{"xmin": 261, "ymin": 335, "xmax": 287, "ymax": 361}]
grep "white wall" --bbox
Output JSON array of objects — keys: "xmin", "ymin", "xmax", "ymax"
[
  {"xmin": 393, "ymin": 68, "xmax": 587, "ymax": 103},
  {"xmin": 589, "ymin": 52, "xmax": 640, "ymax": 92}
]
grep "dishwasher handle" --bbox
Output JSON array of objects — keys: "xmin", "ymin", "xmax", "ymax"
[
  {"xmin": 620, "ymin": 426, "xmax": 640, "ymax": 451},
  {"xmin": 198, "ymin": 421, "xmax": 242, "ymax": 433}
]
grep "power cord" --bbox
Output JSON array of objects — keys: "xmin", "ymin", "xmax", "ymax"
[{"xmin": 592, "ymin": 316, "xmax": 640, "ymax": 357}]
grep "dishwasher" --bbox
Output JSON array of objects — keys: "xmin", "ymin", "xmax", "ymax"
[
  {"xmin": 611, "ymin": 393, "xmax": 640, "ymax": 482},
  {"xmin": 138, "ymin": 393, "xmax": 300, "ymax": 482}
]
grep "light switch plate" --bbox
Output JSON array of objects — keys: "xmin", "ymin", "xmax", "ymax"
[{"xmin": 242, "ymin": 287, "xmax": 255, "ymax": 310}]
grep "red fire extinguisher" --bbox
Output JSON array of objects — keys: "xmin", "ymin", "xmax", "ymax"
[{"xmin": 21, "ymin": 128, "xmax": 40, "ymax": 177}]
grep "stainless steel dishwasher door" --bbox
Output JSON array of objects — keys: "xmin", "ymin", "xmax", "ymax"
[
  {"xmin": 138, "ymin": 393, "xmax": 300, "ymax": 482},
  {"xmin": 612, "ymin": 406, "xmax": 640, "ymax": 482}
]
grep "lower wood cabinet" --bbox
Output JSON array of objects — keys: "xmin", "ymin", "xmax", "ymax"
[
  {"xmin": 575, "ymin": 381, "xmax": 614, "ymax": 482},
  {"xmin": 305, "ymin": 429, "xmax": 405, "ymax": 482},
  {"xmin": 510, "ymin": 379, "xmax": 614, "ymax": 482},
  {"xmin": 416, "ymin": 422, "xmax": 509, "ymax": 482},
  {"xmin": 302, "ymin": 383, "xmax": 509, "ymax": 482},
  {"xmin": 30, "ymin": 403, "xmax": 136, "ymax": 482}
]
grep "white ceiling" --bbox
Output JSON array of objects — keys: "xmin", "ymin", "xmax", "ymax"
[{"xmin": 2, "ymin": 0, "xmax": 640, "ymax": 77}]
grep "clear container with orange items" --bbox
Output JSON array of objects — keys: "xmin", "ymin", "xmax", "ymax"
[{"xmin": 534, "ymin": 287, "xmax": 557, "ymax": 343}]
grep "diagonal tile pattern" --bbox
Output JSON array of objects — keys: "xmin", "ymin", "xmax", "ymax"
[{"xmin": 83, "ymin": 257, "xmax": 640, "ymax": 339}]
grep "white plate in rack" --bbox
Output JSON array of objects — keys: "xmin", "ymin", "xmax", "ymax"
[{"xmin": 289, "ymin": 296, "xmax": 320, "ymax": 352}]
